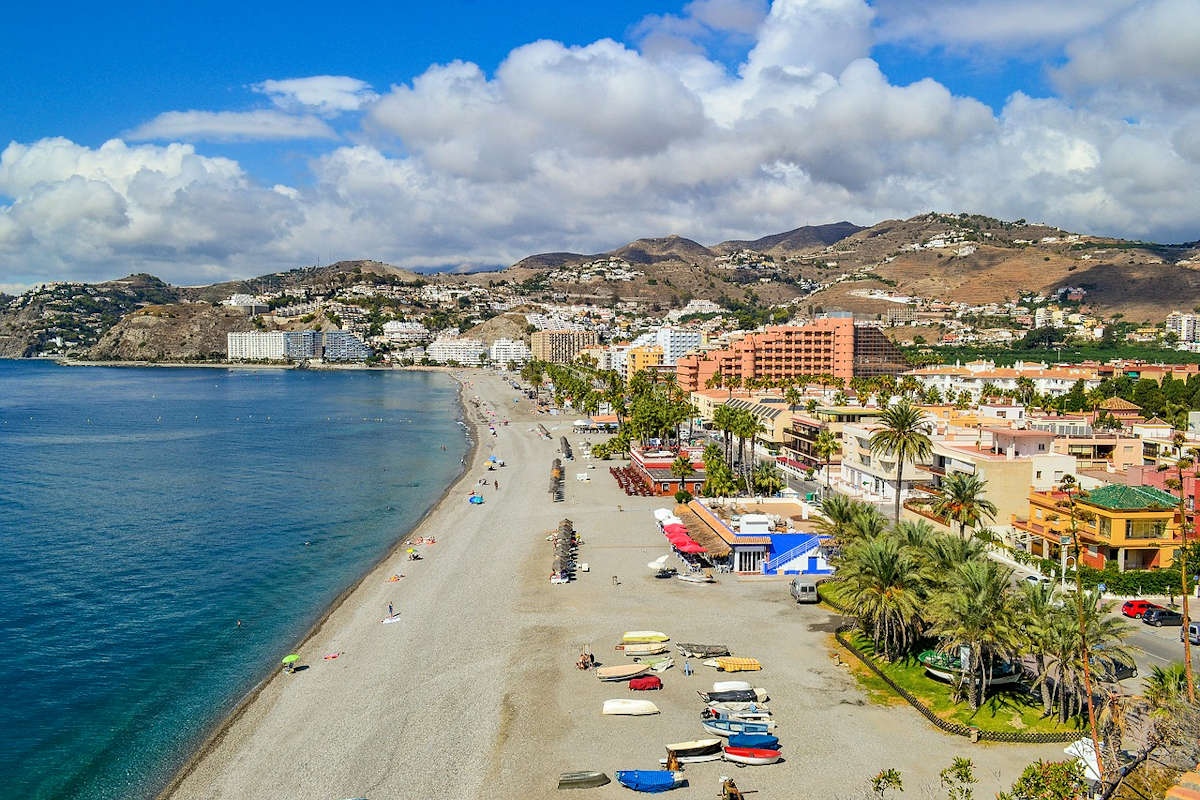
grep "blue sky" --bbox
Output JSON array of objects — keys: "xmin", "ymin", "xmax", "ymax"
[{"xmin": 1, "ymin": 0, "xmax": 1198, "ymax": 287}]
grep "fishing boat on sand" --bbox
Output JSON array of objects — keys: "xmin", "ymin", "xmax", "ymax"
[
  {"xmin": 597, "ymin": 664, "xmax": 650, "ymax": 681},
  {"xmin": 664, "ymin": 738, "xmax": 722, "ymax": 758},
  {"xmin": 698, "ymin": 688, "xmax": 768, "ymax": 704},
  {"xmin": 602, "ymin": 699, "xmax": 660, "ymax": 716},
  {"xmin": 637, "ymin": 655, "xmax": 674, "ymax": 673},
  {"xmin": 703, "ymin": 657, "xmax": 763, "ymax": 673},
  {"xmin": 676, "ymin": 573, "xmax": 716, "ymax": 584},
  {"xmin": 917, "ymin": 650, "xmax": 1022, "ymax": 686},
  {"xmin": 618, "ymin": 642, "xmax": 668, "ymax": 657},
  {"xmin": 703, "ymin": 704, "xmax": 772, "ymax": 722},
  {"xmin": 723, "ymin": 746, "xmax": 782, "ymax": 766},
  {"xmin": 658, "ymin": 753, "xmax": 721, "ymax": 765},
  {"xmin": 622, "ymin": 631, "xmax": 670, "ymax": 643},
  {"xmin": 728, "ymin": 733, "xmax": 780, "ymax": 750},
  {"xmin": 615, "ymin": 770, "xmax": 685, "ymax": 792},
  {"xmin": 712, "ymin": 680, "xmax": 752, "ymax": 692},
  {"xmin": 701, "ymin": 717, "xmax": 777, "ymax": 737},
  {"xmin": 676, "ymin": 643, "xmax": 730, "ymax": 658},
  {"xmin": 557, "ymin": 771, "xmax": 611, "ymax": 789}
]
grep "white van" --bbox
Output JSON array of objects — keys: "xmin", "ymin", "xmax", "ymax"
[
  {"xmin": 790, "ymin": 576, "xmax": 820, "ymax": 604},
  {"xmin": 1182, "ymin": 621, "xmax": 1200, "ymax": 646}
]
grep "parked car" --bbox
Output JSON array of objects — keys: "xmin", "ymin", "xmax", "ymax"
[
  {"xmin": 1122, "ymin": 599, "xmax": 1163, "ymax": 618},
  {"xmin": 1142, "ymin": 607, "xmax": 1184, "ymax": 627},
  {"xmin": 1181, "ymin": 621, "xmax": 1200, "ymax": 645},
  {"xmin": 1024, "ymin": 574, "xmax": 1052, "ymax": 585}
]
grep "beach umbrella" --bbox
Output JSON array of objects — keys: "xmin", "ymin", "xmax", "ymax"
[
  {"xmin": 281, "ymin": 654, "xmax": 300, "ymax": 665},
  {"xmin": 663, "ymin": 524, "xmax": 689, "ymax": 536},
  {"xmin": 678, "ymin": 542, "xmax": 708, "ymax": 554}
]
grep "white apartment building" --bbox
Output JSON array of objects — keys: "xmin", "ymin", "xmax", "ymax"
[
  {"xmin": 907, "ymin": 361, "xmax": 1100, "ymax": 400},
  {"xmin": 228, "ymin": 331, "xmax": 285, "ymax": 360},
  {"xmin": 490, "ymin": 338, "xmax": 532, "ymax": 366},
  {"xmin": 426, "ymin": 336, "xmax": 487, "ymax": 366},
  {"xmin": 838, "ymin": 421, "xmax": 930, "ymax": 506},
  {"xmin": 382, "ymin": 321, "xmax": 430, "ymax": 344},
  {"xmin": 654, "ymin": 326, "xmax": 703, "ymax": 365},
  {"xmin": 1167, "ymin": 312, "xmax": 1199, "ymax": 343}
]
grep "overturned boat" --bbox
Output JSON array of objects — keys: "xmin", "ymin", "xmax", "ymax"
[
  {"xmin": 664, "ymin": 738, "xmax": 722, "ymax": 758},
  {"xmin": 701, "ymin": 717, "xmax": 777, "ymax": 737},
  {"xmin": 614, "ymin": 770, "xmax": 685, "ymax": 792},
  {"xmin": 622, "ymin": 631, "xmax": 670, "ymax": 643},
  {"xmin": 602, "ymin": 698, "xmax": 660, "ymax": 716},
  {"xmin": 698, "ymin": 688, "xmax": 769, "ymax": 704},
  {"xmin": 597, "ymin": 663, "xmax": 650, "ymax": 681},
  {"xmin": 703, "ymin": 657, "xmax": 762, "ymax": 673},
  {"xmin": 917, "ymin": 650, "xmax": 1022, "ymax": 686},
  {"xmin": 676, "ymin": 642, "xmax": 730, "ymax": 658},
  {"xmin": 557, "ymin": 771, "xmax": 611, "ymax": 789},
  {"xmin": 723, "ymin": 746, "xmax": 781, "ymax": 766}
]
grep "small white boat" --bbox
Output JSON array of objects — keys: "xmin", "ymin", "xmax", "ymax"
[
  {"xmin": 705, "ymin": 704, "xmax": 772, "ymax": 722},
  {"xmin": 712, "ymin": 681, "xmax": 752, "ymax": 693},
  {"xmin": 602, "ymin": 699, "xmax": 660, "ymax": 716},
  {"xmin": 648, "ymin": 657, "xmax": 674, "ymax": 673},
  {"xmin": 622, "ymin": 631, "xmax": 670, "ymax": 643},
  {"xmin": 676, "ymin": 573, "xmax": 716, "ymax": 584}
]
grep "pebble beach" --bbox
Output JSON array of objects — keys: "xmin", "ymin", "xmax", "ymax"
[{"xmin": 162, "ymin": 371, "xmax": 1063, "ymax": 799}]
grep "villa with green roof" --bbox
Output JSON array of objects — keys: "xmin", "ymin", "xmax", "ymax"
[{"xmin": 1011, "ymin": 483, "xmax": 1183, "ymax": 570}]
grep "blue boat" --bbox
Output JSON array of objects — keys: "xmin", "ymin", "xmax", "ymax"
[
  {"xmin": 728, "ymin": 733, "xmax": 780, "ymax": 750},
  {"xmin": 700, "ymin": 717, "xmax": 776, "ymax": 737},
  {"xmin": 614, "ymin": 770, "xmax": 686, "ymax": 792}
]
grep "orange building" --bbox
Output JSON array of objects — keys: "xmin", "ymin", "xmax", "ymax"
[{"xmin": 675, "ymin": 318, "xmax": 905, "ymax": 392}]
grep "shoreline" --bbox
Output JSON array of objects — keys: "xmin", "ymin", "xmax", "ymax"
[
  {"xmin": 154, "ymin": 369, "xmax": 482, "ymax": 800},
  {"xmin": 48, "ymin": 357, "xmax": 472, "ymax": 373}
]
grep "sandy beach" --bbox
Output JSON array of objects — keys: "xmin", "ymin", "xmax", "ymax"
[{"xmin": 162, "ymin": 371, "xmax": 1064, "ymax": 799}]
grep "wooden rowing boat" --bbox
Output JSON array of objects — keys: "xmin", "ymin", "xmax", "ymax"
[
  {"xmin": 664, "ymin": 738, "xmax": 722, "ymax": 758},
  {"xmin": 557, "ymin": 771, "xmax": 611, "ymax": 789},
  {"xmin": 701, "ymin": 718, "xmax": 777, "ymax": 737},
  {"xmin": 723, "ymin": 746, "xmax": 781, "ymax": 766},
  {"xmin": 596, "ymin": 663, "xmax": 650, "ymax": 681},
  {"xmin": 622, "ymin": 630, "xmax": 670, "ymax": 643},
  {"xmin": 617, "ymin": 642, "xmax": 668, "ymax": 657}
]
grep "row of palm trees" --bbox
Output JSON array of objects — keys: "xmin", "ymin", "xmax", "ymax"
[{"xmin": 822, "ymin": 495, "xmax": 1131, "ymax": 718}]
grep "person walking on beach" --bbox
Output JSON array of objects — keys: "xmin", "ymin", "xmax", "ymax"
[
  {"xmin": 388, "ymin": 602, "xmax": 394, "ymax": 617},
  {"xmin": 683, "ymin": 659, "xmax": 693, "ymax": 677},
  {"xmin": 494, "ymin": 480, "xmax": 499, "ymax": 490}
]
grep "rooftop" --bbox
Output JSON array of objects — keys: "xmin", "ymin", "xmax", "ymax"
[{"xmin": 1082, "ymin": 484, "xmax": 1179, "ymax": 511}]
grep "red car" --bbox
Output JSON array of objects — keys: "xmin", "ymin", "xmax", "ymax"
[{"xmin": 1122, "ymin": 599, "xmax": 1163, "ymax": 618}]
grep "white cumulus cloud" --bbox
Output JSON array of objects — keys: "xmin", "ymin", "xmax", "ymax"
[{"xmin": 253, "ymin": 75, "xmax": 379, "ymax": 115}]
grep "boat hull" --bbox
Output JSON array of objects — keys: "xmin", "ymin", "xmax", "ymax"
[
  {"xmin": 597, "ymin": 664, "xmax": 650, "ymax": 681},
  {"xmin": 701, "ymin": 718, "xmax": 776, "ymax": 737},
  {"xmin": 619, "ymin": 643, "xmax": 668, "ymax": 657},
  {"xmin": 676, "ymin": 643, "xmax": 730, "ymax": 658},
  {"xmin": 558, "ymin": 771, "xmax": 611, "ymax": 789},
  {"xmin": 603, "ymin": 699, "xmax": 660, "ymax": 716},
  {"xmin": 622, "ymin": 631, "xmax": 670, "ymax": 643},
  {"xmin": 723, "ymin": 747, "xmax": 781, "ymax": 766},
  {"xmin": 699, "ymin": 689, "xmax": 768, "ymax": 704},
  {"xmin": 659, "ymin": 753, "xmax": 721, "ymax": 765},
  {"xmin": 712, "ymin": 681, "xmax": 752, "ymax": 693},
  {"xmin": 664, "ymin": 738, "xmax": 722, "ymax": 758}
]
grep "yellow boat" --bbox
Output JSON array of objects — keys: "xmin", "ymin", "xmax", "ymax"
[
  {"xmin": 704, "ymin": 657, "xmax": 762, "ymax": 672},
  {"xmin": 621, "ymin": 630, "xmax": 670, "ymax": 643}
]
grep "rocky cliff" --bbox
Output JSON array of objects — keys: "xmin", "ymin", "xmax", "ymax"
[{"xmin": 86, "ymin": 303, "xmax": 255, "ymax": 361}]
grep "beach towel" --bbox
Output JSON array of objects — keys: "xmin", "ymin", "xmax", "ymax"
[{"xmin": 629, "ymin": 676, "xmax": 663, "ymax": 691}]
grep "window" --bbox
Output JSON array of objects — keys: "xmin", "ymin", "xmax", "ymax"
[{"xmin": 1035, "ymin": 470, "xmax": 1043, "ymax": 480}]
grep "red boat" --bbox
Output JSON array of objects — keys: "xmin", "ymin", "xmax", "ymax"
[{"xmin": 723, "ymin": 746, "xmax": 781, "ymax": 766}]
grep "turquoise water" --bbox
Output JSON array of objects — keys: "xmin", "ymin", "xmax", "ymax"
[{"xmin": 0, "ymin": 360, "xmax": 468, "ymax": 799}]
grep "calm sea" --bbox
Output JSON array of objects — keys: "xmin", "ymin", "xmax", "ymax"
[{"xmin": 0, "ymin": 360, "xmax": 468, "ymax": 799}]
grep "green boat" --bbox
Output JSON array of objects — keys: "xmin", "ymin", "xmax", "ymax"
[{"xmin": 917, "ymin": 650, "xmax": 1021, "ymax": 685}]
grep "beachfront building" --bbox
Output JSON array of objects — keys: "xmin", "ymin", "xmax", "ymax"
[
  {"xmin": 682, "ymin": 498, "xmax": 831, "ymax": 575},
  {"xmin": 531, "ymin": 329, "xmax": 600, "ymax": 364},
  {"xmin": 675, "ymin": 316, "xmax": 907, "ymax": 393},
  {"xmin": 904, "ymin": 428, "xmax": 1074, "ymax": 542},
  {"xmin": 628, "ymin": 446, "xmax": 707, "ymax": 496},
  {"xmin": 321, "ymin": 331, "xmax": 371, "ymax": 362},
  {"xmin": 426, "ymin": 336, "xmax": 487, "ymax": 366},
  {"xmin": 1011, "ymin": 484, "xmax": 1182, "ymax": 570},
  {"xmin": 489, "ymin": 338, "xmax": 532, "ymax": 367},
  {"xmin": 227, "ymin": 330, "xmax": 322, "ymax": 361}
]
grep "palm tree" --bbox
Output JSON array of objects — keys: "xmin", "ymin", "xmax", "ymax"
[
  {"xmin": 1018, "ymin": 581, "xmax": 1060, "ymax": 716},
  {"xmin": 816, "ymin": 494, "xmax": 867, "ymax": 543},
  {"xmin": 840, "ymin": 536, "xmax": 927, "ymax": 660},
  {"xmin": 784, "ymin": 386, "xmax": 803, "ymax": 411},
  {"xmin": 1015, "ymin": 376, "xmax": 1036, "ymax": 405},
  {"xmin": 814, "ymin": 428, "xmax": 842, "ymax": 490},
  {"xmin": 927, "ymin": 559, "xmax": 1021, "ymax": 709},
  {"xmin": 702, "ymin": 442, "xmax": 722, "ymax": 469},
  {"xmin": 930, "ymin": 472, "xmax": 998, "ymax": 540},
  {"xmin": 713, "ymin": 405, "xmax": 734, "ymax": 463},
  {"xmin": 752, "ymin": 462, "xmax": 785, "ymax": 496},
  {"xmin": 670, "ymin": 454, "xmax": 695, "ymax": 492},
  {"xmin": 869, "ymin": 400, "xmax": 933, "ymax": 522}
]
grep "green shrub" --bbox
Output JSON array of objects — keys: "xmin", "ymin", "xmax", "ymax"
[{"xmin": 674, "ymin": 489, "xmax": 693, "ymax": 505}]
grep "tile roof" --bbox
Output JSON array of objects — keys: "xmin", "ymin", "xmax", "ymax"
[
  {"xmin": 1082, "ymin": 484, "xmax": 1179, "ymax": 511},
  {"xmin": 1099, "ymin": 396, "xmax": 1141, "ymax": 411}
]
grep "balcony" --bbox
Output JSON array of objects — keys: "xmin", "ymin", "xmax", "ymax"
[
  {"xmin": 903, "ymin": 499, "xmax": 949, "ymax": 526},
  {"xmin": 912, "ymin": 482, "xmax": 943, "ymax": 496}
]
